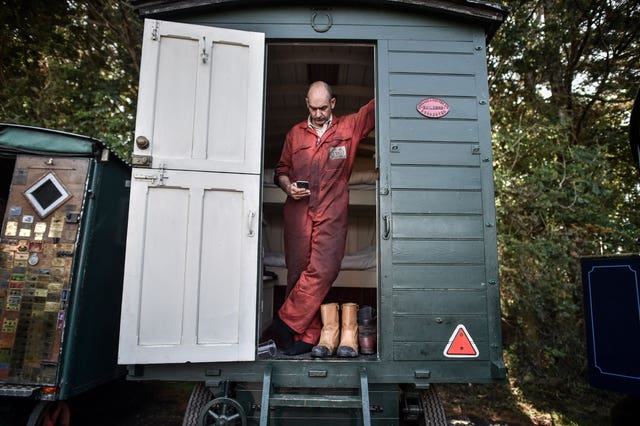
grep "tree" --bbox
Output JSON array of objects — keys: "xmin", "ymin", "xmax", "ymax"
[
  {"xmin": 488, "ymin": 0, "xmax": 640, "ymax": 418},
  {"xmin": 0, "ymin": 0, "xmax": 142, "ymax": 158}
]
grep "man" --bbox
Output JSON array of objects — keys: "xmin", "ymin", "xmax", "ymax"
[{"xmin": 266, "ymin": 81, "xmax": 375, "ymax": 355}]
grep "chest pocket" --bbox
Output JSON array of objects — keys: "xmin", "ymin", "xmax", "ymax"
[
  {"xmin": 324, "ymin": 136, "xmax": 350, "ymax": 171},
  {"xmin": 291, "ymin": 142, "xmax": 313, "ymax": 178}
]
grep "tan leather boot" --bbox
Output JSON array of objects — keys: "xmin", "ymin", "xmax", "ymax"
[
  {"xmin": 311, "ymin": 303, "xmax": 340, "ymax": 358},
  {"xmin": 337, "ymin": 303, "xmax": 359, "ymax": 358}
]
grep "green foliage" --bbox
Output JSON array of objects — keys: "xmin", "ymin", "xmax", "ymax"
[
  {"xmin": 490, "ymin": 0, "xmax": 640, "ymax": 418},
  {"xmin": 0, "ymin": 0, "xmax": 142, "ymax": 159}
]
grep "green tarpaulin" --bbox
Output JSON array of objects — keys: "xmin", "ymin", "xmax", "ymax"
[{"xmin": 0, "ymin": 124, "xmax": 96, "ymax": 155}]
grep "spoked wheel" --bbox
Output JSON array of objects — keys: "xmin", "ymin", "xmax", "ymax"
[
  {"xmin": 27, "ymin": 401, "xmax": 71, "ymax": 426},
  {"xmin": 198, "ymin": 397, "xmax": 247, "ymax": 426}
]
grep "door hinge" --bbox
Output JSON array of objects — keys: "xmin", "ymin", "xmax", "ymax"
[
  {"xmin": 151, "ymin": 21, "xmax": 159, "ymax": 41},
  {"xmin": 201, "ymin": 36, "xmax": 209, "ymax": 63}
]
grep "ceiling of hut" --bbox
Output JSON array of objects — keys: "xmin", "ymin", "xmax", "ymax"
[{"xmin": 263, "ymin": 43, "xmax": 376, "ymax": 168}]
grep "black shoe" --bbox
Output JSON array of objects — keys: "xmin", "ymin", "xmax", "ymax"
[
  {"xmin": 310, "ymin": 345, "xmax": 332, "ymax": 358},
  {"xmin": 264, "ymin": 317, "xmax": 295, "ymax": 350},
  {"xmin": 336, "ymin": 346, "xmax": 358, "ymax": 358},
  {"xmin": 284, "ymin": 341, "xmax": 313, "ymax": 356}
]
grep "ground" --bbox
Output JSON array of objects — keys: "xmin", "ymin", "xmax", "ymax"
[
  {"xmin": 0, "ymin": 380, "xmax": 189, "ymax": 426},
  {"xmin": 1, "ymin": 379, "xmax": 629, "ymax": 425},
  {"xmin": 80, "ymin": 381, "xmax": 531, "ymax": 426},
  {"xmin": 71, "ymin": 380, "xmax": 191, "ymax": 425}
]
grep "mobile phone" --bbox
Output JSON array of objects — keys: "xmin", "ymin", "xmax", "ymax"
[{"xmin": 296, "ymin": 180, "xmax": 309, "ymax": 189}]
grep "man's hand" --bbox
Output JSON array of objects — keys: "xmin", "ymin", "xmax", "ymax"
[
  {"xmin": 287, "ymin": 182, "xmax": 311, "ymax": 200},
  {"xmin": 277, "ymin": 175, "xmax": 310, "ymax": 200}
]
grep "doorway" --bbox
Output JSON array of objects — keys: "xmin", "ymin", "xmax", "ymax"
[{"xmin": 260, "ymin": 42, "xmax": 378, "ymax": 356}]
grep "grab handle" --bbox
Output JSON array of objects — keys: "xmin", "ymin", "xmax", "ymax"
[
  {"xmin": 382, "ymin": 214, "xmax": 391, "ymax": 240},
  {"xmin": 247, "ymin": 210, "xmax": 256, "ymax": 237}
]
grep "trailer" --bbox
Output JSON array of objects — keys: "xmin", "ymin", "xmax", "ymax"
[
  {"xmin": 580, "ymin": 89, "xmax": 640, "ymax": 423},
  {"xmin": 118, "ymin": 1, "xmax": 509, "ymax": 424},
  {"xmin": 0, "ymin": 124, "xmax": 130, "ymax": 424}
]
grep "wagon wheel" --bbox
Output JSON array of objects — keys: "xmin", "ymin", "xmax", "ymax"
[
  {"xmin": 27, "ymin": 401, "xmax": 71, "ymax": 426},
  {"xmin": 198, "ymin": 397, "xmax": 247, "ymax": 426},
  {"xmin": 183, "ymin": 382, "xmax": 213, "ymax": 426}
]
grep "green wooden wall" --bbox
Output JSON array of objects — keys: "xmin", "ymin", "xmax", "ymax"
[
  {"xmin": 378, "ymin": 24, "xmax": 500, "ymax": 367},
  {"xmin": 180, "ymin": 4, "xmax": 504, "ymax": 381}
]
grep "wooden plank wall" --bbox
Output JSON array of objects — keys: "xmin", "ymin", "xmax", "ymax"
[{"xmin": 383, "ymin": 26, "xmax": 496, "ymax": 362}]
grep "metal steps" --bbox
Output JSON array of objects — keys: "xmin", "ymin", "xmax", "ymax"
[{"xmin": 260, "ymin": 365, "xmax": 371, "ymax": 425}]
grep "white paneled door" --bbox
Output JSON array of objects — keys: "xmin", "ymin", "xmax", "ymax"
[
  {"xmin": 133, "ymin": 19, "xmax": 264, "ymax": 174},
  {"xmin": 119, "ymin": 20, "xmax": 264, "ymax": 364}
]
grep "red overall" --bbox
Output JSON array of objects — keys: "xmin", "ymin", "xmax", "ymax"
[{"xmin": 274, "ymin": 99, "xmax": 375, "ymax": 344}]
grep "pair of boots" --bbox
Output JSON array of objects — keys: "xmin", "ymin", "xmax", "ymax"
[{"xmin": 311, "ymin": 303, "xmax": 358, "ymax": 358}]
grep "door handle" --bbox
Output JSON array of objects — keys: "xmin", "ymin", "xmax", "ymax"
[
  {"xmin": 247, "ymin": 210, "xmax": 256, "ymax": 237},
  {"xmin": 382, "ymin": 215, "xmax": 391, "ymax": 240}
]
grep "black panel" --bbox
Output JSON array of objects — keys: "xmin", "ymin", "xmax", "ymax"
[{"xmin": 581, "ymin": 256, "xmax": 640, "ymax": 396}]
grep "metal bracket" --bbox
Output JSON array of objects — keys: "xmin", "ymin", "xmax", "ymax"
[
  {"xmin": 132, "ymin": 154, "xmax": 151, "ymax": 168},
  {"xmin": 260, "ymin": 365, "xmax": 272, "ymax": 426},
  {"xmin": 491, "ymin": 360, "xmax": 507, "ymax": 379},
  {"xmin": 360, "ymin": 367, "xmax": 372, "ymax": 426}
]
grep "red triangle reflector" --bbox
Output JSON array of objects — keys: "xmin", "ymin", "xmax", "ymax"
[{"xmin": 443, "ymin": 324, "xmax": 479, "ymax": 358}]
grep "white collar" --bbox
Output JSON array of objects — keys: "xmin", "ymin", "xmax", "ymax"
[{"xmin": 308, "ymin": 115, "xmax": 333, "ymax": 137}]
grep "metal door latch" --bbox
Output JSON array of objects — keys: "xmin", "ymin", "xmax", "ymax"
[{"xmin": 134, "ymin": 164, "xmax": 169, "ymax": 185}]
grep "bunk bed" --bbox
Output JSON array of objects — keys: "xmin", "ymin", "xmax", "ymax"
[{"xmin": 261, "ymin": 168, "xmax": 377, "ymax": 289}]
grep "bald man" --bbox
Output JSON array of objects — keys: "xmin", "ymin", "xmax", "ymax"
[{"xmin": 266, "ymin": 81, "xmax": 375, "ymax": 355}]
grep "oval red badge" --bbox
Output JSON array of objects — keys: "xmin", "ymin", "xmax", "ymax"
[{"xmin": 417, "ymin": 98, "xmax": 450, "ymax": 118}]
